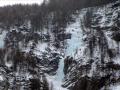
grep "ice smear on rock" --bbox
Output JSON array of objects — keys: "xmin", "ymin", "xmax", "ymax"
[{"xmin": 0, "ymin": 31, "xmax": 7, "ymax": 48}]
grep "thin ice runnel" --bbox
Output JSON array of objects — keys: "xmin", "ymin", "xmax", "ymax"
[
  {"xmin": 0, "ymin": 31, "xmax": 7, "ymax": 48},
  {"xmin": 46, "ymin": 54, "xmax": 67, "ymax": 90}
]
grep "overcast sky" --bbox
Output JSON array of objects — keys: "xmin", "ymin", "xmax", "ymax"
[{"xmin": 0, "ymin": 0, "xmax": 44, "ymax": 6}]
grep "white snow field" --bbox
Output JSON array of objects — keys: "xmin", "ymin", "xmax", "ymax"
[{"xmin": 0, "ymin": 0, "xmax": 44, "ymax": 6}]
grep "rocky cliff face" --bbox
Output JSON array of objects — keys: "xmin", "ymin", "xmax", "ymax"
[
  {"xmin": 63, "ymin": 1, "xmax": 120, "ymax": 90},
  {"xmin": 0, "ymin": 0, "xmax": 120, "ymax": 90}
]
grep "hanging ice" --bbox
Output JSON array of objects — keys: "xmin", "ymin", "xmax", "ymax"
[{"xmin": 0, "ymin": 31, "xmax": 7, "ymax": 48}]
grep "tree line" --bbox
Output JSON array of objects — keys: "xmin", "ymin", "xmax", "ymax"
[{"xmin": 0, "ymin": 0, "xmax": 116, "ymax": 30}]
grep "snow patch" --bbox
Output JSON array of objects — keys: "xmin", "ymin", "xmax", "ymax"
[
  {"xmin": 101, "ymin": 84, "xmax": 120, "ymax": 90},
  {"xmin": 0, "ymin": 75, "xmax": 4, "ymax": 81}
]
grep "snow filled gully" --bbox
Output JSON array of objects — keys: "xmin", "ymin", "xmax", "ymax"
[{"xmin": 46, "ymin": 11, "xmax": 85, "ymax": 90}]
